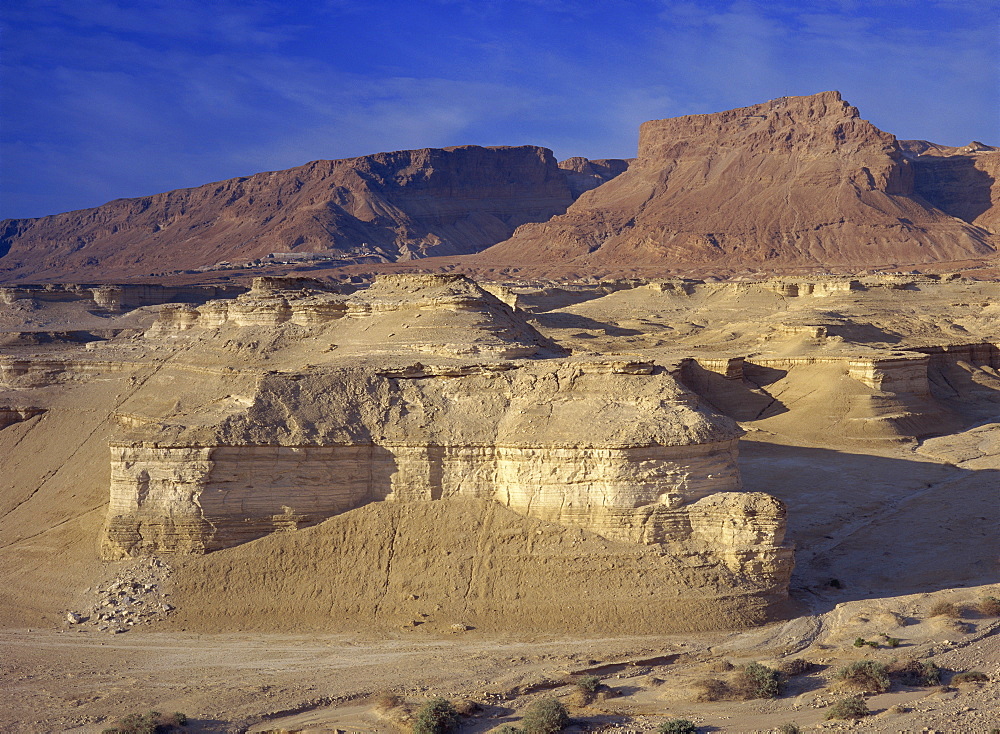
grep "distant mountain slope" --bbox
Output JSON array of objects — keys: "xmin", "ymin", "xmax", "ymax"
[
  {"xmin": 475, "ymin": 92, "xmax": 997, "ymax": 272},
  {"xmin": 0, "ymin": 146, "xmax": 629, "ymax": 282}
]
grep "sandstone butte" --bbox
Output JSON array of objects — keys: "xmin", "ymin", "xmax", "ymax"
[
  {"xmin": 471, "ymin": 91, "xmax": 999, "ymax": 277},
  {"xmin": 0, "ymin": 147, "xmax": 629, "ymax": 283}
]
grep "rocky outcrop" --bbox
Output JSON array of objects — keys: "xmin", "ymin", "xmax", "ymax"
[
  {"xmin": 476, "ymin": 92, "xmax": 997, "ymax": 273},
  {"xmin": 0, "ymin": 147, "xmax": 627, "ymax": 283}
]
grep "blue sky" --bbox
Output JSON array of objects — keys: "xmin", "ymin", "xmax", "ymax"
[{"xmin": 2, "ymin": 0, "xmax": 998, "ymax": 219}]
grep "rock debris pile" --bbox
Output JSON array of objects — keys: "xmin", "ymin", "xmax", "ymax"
[{"xmin": 65, "ymin": 557, "xmax": 174, "ymax": 634}]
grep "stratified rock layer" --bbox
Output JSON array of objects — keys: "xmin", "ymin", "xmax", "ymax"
[{"xmin": 478, "ymin": 92, "xmax": 997, "ymax": 272}]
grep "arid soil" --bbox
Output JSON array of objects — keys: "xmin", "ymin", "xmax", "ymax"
[{"xmin": 2, "ymin": 275, "xmax": 999, "ymax": 732}]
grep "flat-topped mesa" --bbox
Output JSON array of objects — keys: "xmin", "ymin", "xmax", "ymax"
[
  {"xmin": 100, "ymin": 359, "xmax": 790, "ymax": 585},
  {"xmin": 476, "ymin": 91, "xmax": 997, "ymax": 272}
]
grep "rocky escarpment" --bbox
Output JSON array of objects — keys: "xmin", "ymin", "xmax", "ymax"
[
  {"xmin": 477, "ymin": 92, "xmax": 997, "ymax": 273},
  {"xmin": 0, "ymin": 147, "xmax": 628, "ymax": 283}
]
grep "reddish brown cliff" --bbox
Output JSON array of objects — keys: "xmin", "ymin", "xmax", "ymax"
[
  {"xmin": 0, "ymin": 146, "xmax": 626, "ymax": 283},
  {"xmin": 476, "ymin": 92, "xmax": 997, "ymax": 273}
]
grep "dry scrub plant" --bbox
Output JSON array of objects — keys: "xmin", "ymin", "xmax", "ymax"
[
  {"xmin": 776, "ymin": 658, "xmax": 813, "ymax": 676},
  {"xmin": 569, "ymin": 674, "xmax": 602, "ymax": 705},
  {"xmin": 929, "ymin": 601, "xmax": 960, "ymax": 618},
  {"xmin": 102, "ymin": 711, "xmax": 187, "ymax": 734},
  {"xmin": 520, "ymin": 697, "xmax": 569, "ymax": 734},
  {"xmin": 951, "ymin": 671, "xmax": 989, "ymax": 684},
  {"xmin": 835, "ymin": 660, "xmax": 890, "ymax": 693},
  {"xmin": 657, "ymin": 720, "xmax": 698, "ymax": 734},
  {"xmin": 732, "ymin": 662, "xmax": 782, "ymax": 698},
  {"xmin": 694, "ymin": 662, "xmax": 782, "ymax": 700},
  {"xmin": 979, "ymin": 596, "xmax": 1000, "ymax": 616},
  {"xmin": 412, "ymin": 698, "xmax": 460, "ymax": 734},
  {"xmin": 886, "ymin": 659, "xmax": 941, "ymax": 687},
  {"xmin": 825, "ymin": 696, "xmax": 869, "ymax": 720}
]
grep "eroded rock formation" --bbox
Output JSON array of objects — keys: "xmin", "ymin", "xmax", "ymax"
[{"xmin": 98, "ymin": 275, "xmax": 789, "ymax": 598}]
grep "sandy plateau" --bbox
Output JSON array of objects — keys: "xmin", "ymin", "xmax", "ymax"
[{"xmin": 0, "ymin": 272, "xmax": 996, "ymax": 733}]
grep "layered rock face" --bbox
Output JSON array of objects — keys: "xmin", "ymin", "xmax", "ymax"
[
  {"xmin": 97, "ymin": 273, "xmax": 793, "ymax": 605},
  {"xmin": 478, "ymin": 92, "xmax": 997, "ymax": 272},
  {"xmin": 101, "ymin": 361, "xmax": 756, "ymax": 556},
  {"xmin": 0, "ymin": 147, "xmax": 627, "ymax": 283}
]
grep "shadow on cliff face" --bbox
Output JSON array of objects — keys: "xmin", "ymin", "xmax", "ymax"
[
  {"xmin": 913, "ymin": 155, "xmax": 996, "ymax": 224},
  {"xmin": 740, "ymin": 440, "xmax": 999, "ymax": 613},
  {"xmin": 529, "ymin": 311, "xmax": 644, "ymax": 336}
]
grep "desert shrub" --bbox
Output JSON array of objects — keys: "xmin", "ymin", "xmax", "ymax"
[
  {"xmin": 569, "ymin": 674, "xmax": 601, "ymax": 705},
  {"xmin": 853, "ymin": 636, "xmax": 867, "ymax": 648},
  {"xmin": 835, "ymin": 660, "xmax": 890, "ymax": 693},
  {"xmin": 732, "ymin": 662, "xmax": 782, "ymax": 699},
  {"xmin": 102, "ymin": 711, "xmax": 187, "ymax": 734},
  {"xmin": 777, "ymin": 724, "xmax": 800, "ymax": 734},
  {"xmin": 776, "ymin": 658, "xmax": 813, "ymax": 676},
  {"xmin": 978, "ymin": 596, "xmax": 1000, "ymax": 616},
  {"xmin": 929, "ymin": 601, "xmax": 959, "ymax": 618},
  {"xmin": 825, "ymin": 696, "xmax": 869, "ymax": 720},
  {"xmin": 886, "ymin": 659, "xmax": 941, "ymax": 687},
  {"xmin": 708, "ymin": 659, "xmax": 734, "ymax": 672},
  {"xmin": 373, "ymin": 691, "xmax": 402, "ymax": 711},
  {"xmin": 520, "ymin": 697, "xmax": 568, "ymax": 734},
  {"xmin": 412, "ymin": 698, "xmax": 460, "ymax": 734},
  {"xmin": 493, "ymin": 727, "xmax": 521, "ymax": 734},
  {"xmin": 452, "ymin": 698, "xmax": 480, "ymax": 716},
  {"xmin": 693, "ymin": 677, "xmax": 729, "ymax": 701},
  {"xmin": 658, "ymin": 720, "xmax": 698, "ymax": 734},
  {"xmin": 952, "ymin": 671, "xmax": 989, "ymax": 684},
  {"xmin": 879, "ymin": 633, "xmax": 901, "ymax": 648}
]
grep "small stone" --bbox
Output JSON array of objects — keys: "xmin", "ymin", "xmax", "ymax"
[
  {"xmin": 66, "ymin": 612, "xmax": 83, "ymax": 624},
  {"xmin": 160, "ymin": 603, "xmax": 173, "ymax": 612}
]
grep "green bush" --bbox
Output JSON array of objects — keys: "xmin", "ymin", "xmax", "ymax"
[
  {"xmin": 887, "ymin": 660, "xmax": 941, "ymax": 687},
  {"xmin": 575, "ymin": 675, "xmax": 601, "ymax": 694},
  {"xmin": 733, "ymin": 662, "xmax": 782, "ymax": 699},
  {"xmin": 102, "ymin": 711, "xmax": 187, "ymax": 734},
  {"xmin": 413, "ymin": 698, "xmax": 460, "ymax": 734},
  {"xmin": 658, "ymin": 720, "xmax": 698, "ymax": 734},
  {"xmin": 853, "ymin": 636, "xmax": 867, "ymax": 648},
  {"xmin": 493, "ymin": 727, "xmax": 521, "ymax": 734},
  {"xmin": 835, "ymin": 660, "xmax": 890, "ymax": 693},
  {"xmin": 879, "ymin": 633, "xmax": 901, "ymax": 648},
  {"xmin": 825, "ymin": 696, "xmax": 869, "ymax": 720},
  {"xmin": 777, "ymin": 724, "xmax": 800, "ymax": 734},
  {"xmin": 520, "ymin": 697, "xmax": 569, "ymax": 734}
]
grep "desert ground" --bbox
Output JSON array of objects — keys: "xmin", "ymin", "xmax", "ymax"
[{"xmin": 2, "ymin": 274, "xmax": 999, "ymax": 733}]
